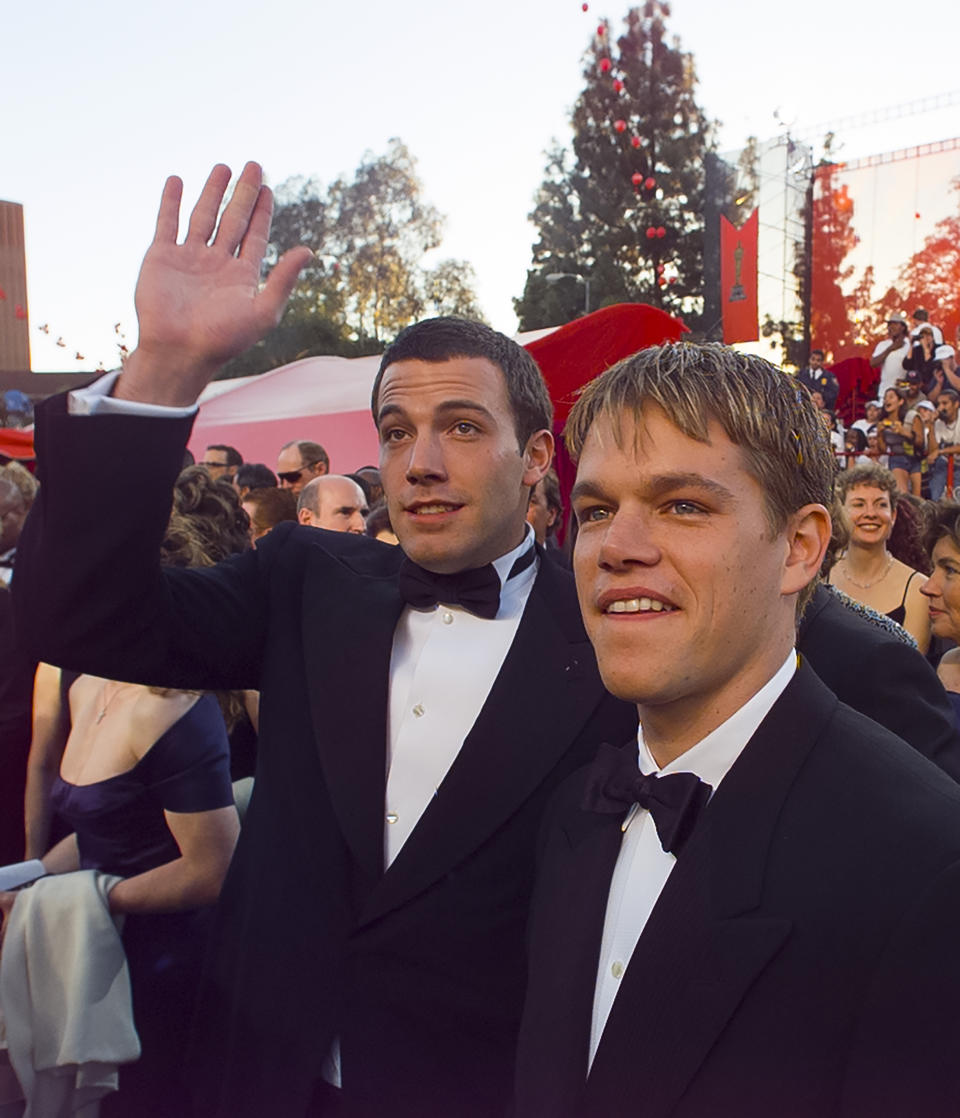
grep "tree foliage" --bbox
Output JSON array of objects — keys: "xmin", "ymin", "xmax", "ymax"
[
  {"xmin": 515, "ymin": 2, "xmax": 713, "ymax": 332},
  {"xmin": 217, "ymin": 139, "xmax": 484, "ymax": 379}
]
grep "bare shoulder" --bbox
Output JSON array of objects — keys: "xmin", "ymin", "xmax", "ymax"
[{"xmin": 127, "ymin": 687, "xmax": 202, "ymax": 759}]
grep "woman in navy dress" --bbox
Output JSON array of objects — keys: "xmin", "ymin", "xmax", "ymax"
[{"xmin": 3, "ymin": 469, "xmax": 251, "ymax": 1116}]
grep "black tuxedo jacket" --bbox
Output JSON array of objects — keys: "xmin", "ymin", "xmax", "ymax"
[
  {"xmin": 15, "ymin": 398, "xmax": 636, "ymax": 1118},
  {"xmin": 515, "ymin": 665, "xmax": 960, "ymax": 1118},
  {"xmin": 798, "ymin": 583, "xmax": 960, "ymax": 781}
]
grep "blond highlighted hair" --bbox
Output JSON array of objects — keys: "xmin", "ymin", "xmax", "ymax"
[{"xmin": 565, "ymin": 342, "xmax": 835, "ymax": 536}]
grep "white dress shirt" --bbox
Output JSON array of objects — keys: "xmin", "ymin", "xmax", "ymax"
[
  {"xmin": 385, "ymin": 531, "xmax": 536, "ymax": 864},
  {"xmin": 589, "ymin": 650, "xmax": 796, "ymax": 1069}
]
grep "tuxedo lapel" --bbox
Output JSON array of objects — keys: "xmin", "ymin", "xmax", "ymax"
[
  {"xmin": 583, "ymin": 665, "xmax": 838, "ymax": 1117},
  {"xmin": 360, "ymin": 557, "xmax": 607, "ymax": 925},
  {"xmin": 301, "ymin": 538, "xmax": 406, "ymax": 880}
]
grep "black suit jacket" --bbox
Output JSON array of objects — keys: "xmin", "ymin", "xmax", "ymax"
[
  {"xmin": 15, "ymin": 398, "xmax": 636, "ymax": 1118},
  {"xmin": 798, "ymin": 583, "xmax": 960, "ymax": 781},
  {"xmin": 515, "ymin": 665, "xmax": 960, "ymax": 1118}
]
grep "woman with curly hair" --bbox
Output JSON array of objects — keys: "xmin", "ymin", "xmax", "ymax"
[
  {"xmin": 829, "ymin": 463, "xmax": 931, "ymax": 652},
  {"xmin": 5, "ymin": 469, "xmax": 250, "ymax": 1117}
]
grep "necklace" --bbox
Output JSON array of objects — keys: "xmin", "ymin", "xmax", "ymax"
[
  {"xmin": 95, "ymin": 681, "xmax": 124, "ymax": 724},
  {"xmin": 839, "ymin": 553, "xmax": 893, "ymax": 589}
]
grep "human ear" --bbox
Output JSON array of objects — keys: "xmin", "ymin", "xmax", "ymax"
[
  {"xmin": 521, "ymin": 429, "xmax": 554, "ymax": 487},
  {"xmin": 782, "ymin": 504, "xmax": 831, "ymax": 597}
]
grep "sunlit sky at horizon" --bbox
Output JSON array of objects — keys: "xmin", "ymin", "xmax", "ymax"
[{"xmin": 3, "ymin": 0, "xmax": 957, "ymax": 374}]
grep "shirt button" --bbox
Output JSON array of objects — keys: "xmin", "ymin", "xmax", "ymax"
[
  {"xmin": 611, "ymin": 961, "xmax": 624, "ymax": 979},
  {"xmin": 386, "ymin": 812, "xmax": 399, "ymax": 824},
  {"xmin": 442, "ymin": 611, "xmax": 454, "ymax": 625},
  {"xmin": 412, "ymin": 703, "xmax": 425, "ymax": 717}
]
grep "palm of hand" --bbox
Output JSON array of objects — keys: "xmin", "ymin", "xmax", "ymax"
[
  {"xmin": 119, "ymin": 164, "xmax": 311, "ymax": 403},
  {"xmin": 135, "ymin": 238, "xmax": 269, "ymax": 371}
]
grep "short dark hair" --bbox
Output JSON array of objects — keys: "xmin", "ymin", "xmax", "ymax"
[
  {"xmin": 206, "ymin": 444, "xmax": 243, "ymax": 467},
  {"xmin": 810, "ymin": 349, "xmax": 825, "ymax": 360},
  {"xmin": 940, "ymin": 389, "xmax": 960, "ymax": 404},
  {"xmin": 539, "ymin": 469, "xmax": 563, "ymax": 536},
  {"xmin": 923, "ymin": 500, "xmax": 960, "ymax": 558},
  {"xmin": 365, "ymin": 501, "xmax": 395, "ymax": 540},
  {"xmin": 236, "ymin": 463, "xmax": 278, "ymax": 490},
  {"xmin": 243, "ymin": 486, "xmax": 297, "ymax": 535},
  {"xmin": 371, "ymin": 317, "xmax": 553, "ymax": 447},
  {"xmin": 346, "ymin": 472, "xmax": 374, "ymax": 505},
  {"xmin": 281, "ymin": 440, "xmax": 330, "ymax": 472}
]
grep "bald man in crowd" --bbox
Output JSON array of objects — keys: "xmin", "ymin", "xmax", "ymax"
[{"xmin": 297, "ymin": 475, "xmax": 368, "ymax": 535}]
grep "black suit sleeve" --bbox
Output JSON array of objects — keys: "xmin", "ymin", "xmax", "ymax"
[
  {"xmin": 14, "ymin": 394, "xmax": 269, "ymax": 690},
  {"xmin": 798, "ymin": 589, "xmax": 960, "ymax": 783},
  {"xmin": 857, "ymin": 639, "xmax": 960, "ymax": 782}
]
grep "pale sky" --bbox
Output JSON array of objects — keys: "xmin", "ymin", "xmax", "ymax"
[{"xmin": 4, "ymin": 0, "xmax": 957, "ymax": 374}]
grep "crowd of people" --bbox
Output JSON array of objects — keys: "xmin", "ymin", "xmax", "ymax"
[
  {"xmin": 3, "ymin": 162, "xmax": 960, "ymax": 1117},
  {"xmin": 798, "ymin": 308, "xmax": 960, "ymax": 500}
]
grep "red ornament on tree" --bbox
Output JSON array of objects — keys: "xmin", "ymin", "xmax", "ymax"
[
  {"xmin": 581, "ymin": 3, "xmax": 588, "ymax": 10},
  {"xmin": 14, "ymin": 305, "xmax": 26, "ymax": 320},
  {"xmin": 659, "ymin": 279, "xmax": 667, "ymax": 288},
  {"xmin": 644, "ymin": 177, "xmax": 656, "ymax": 190},
  {"xmin": 646, "ymin": 227, "xmax": 656, "ymax": 239},
  {"xmin": 597, "ymin": 24, "xmax": 605, "ymax": 34},
  {"xmin": 631, "ymin": 136, "xmax": 641, "ymax": 149},
  {"xmin": 656, "ymin": 226, "xmax": 666, "ymax": 238},
  {"xmin": 657, "ymin": 263, "xmax": 665, "ymax": 274},
  {"xmin": 631, "ymin": 172, "xmax": 643, "ymax": 185},
  {"xmin": 668, "ymin": 276, "xmax": 677, "ymax": 284},
  {"xmin": 612, "ymin": 79, "xmax": 624, "ymax": 92},
  {"xmin": 614, "ymin": 119, "xmax": 626, "ymax": 133},
  {"xmin": 599, "ymin": 58, "xmax": 611, "ymax": 73}
]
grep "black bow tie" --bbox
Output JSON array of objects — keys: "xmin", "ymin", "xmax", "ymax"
[
  {"xmin": 397, "ymin": 546, "xmax": 535, "ymax": 620},
  {"xmin": 582, "ymin": 742, "xmax": 712, "ymax": 856}
]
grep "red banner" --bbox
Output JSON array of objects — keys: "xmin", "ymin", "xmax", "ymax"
[{"xmin": 720, "ymin": 209, "xmax": 758, "ymax": 344}]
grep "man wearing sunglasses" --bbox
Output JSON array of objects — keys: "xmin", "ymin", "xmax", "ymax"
[
  {"xmin": 15, "ymin": 162, "xmax": 634, "ymax": 1118},
  {"xmin": 200, "ymin": 443, "xmax": 243, "ymax": 482},
  {"xmin": 276, "ymin": 439, "xmax": 329, "ymax": 494}
]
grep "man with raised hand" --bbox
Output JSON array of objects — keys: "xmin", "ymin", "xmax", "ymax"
[
  {"xmin": 14, "ymin": 164, "xmax": 634, "ymax": 1118},
  {"xmin": 514, "ymin": 343, "xmax": 960, "ymax": 1118}
]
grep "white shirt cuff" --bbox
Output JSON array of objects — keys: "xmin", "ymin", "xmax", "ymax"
[{"xmin": 68, "ymin": 370, "xmax": 198, "ymax": 419}]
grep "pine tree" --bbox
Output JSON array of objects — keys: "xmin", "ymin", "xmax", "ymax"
[{"xmin": 515, "ymin": 2, "xmax": 713, "ymax": 331}]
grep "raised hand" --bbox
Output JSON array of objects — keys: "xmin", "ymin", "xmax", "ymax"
[{"xmin": 116, "ymin": 162, "xmax": 313, "ymax": 407}]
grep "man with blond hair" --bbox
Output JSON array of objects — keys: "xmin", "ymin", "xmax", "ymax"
[{"xmin": 515, "ymin": 343, "xmax": 960, "ymax": 1118}]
